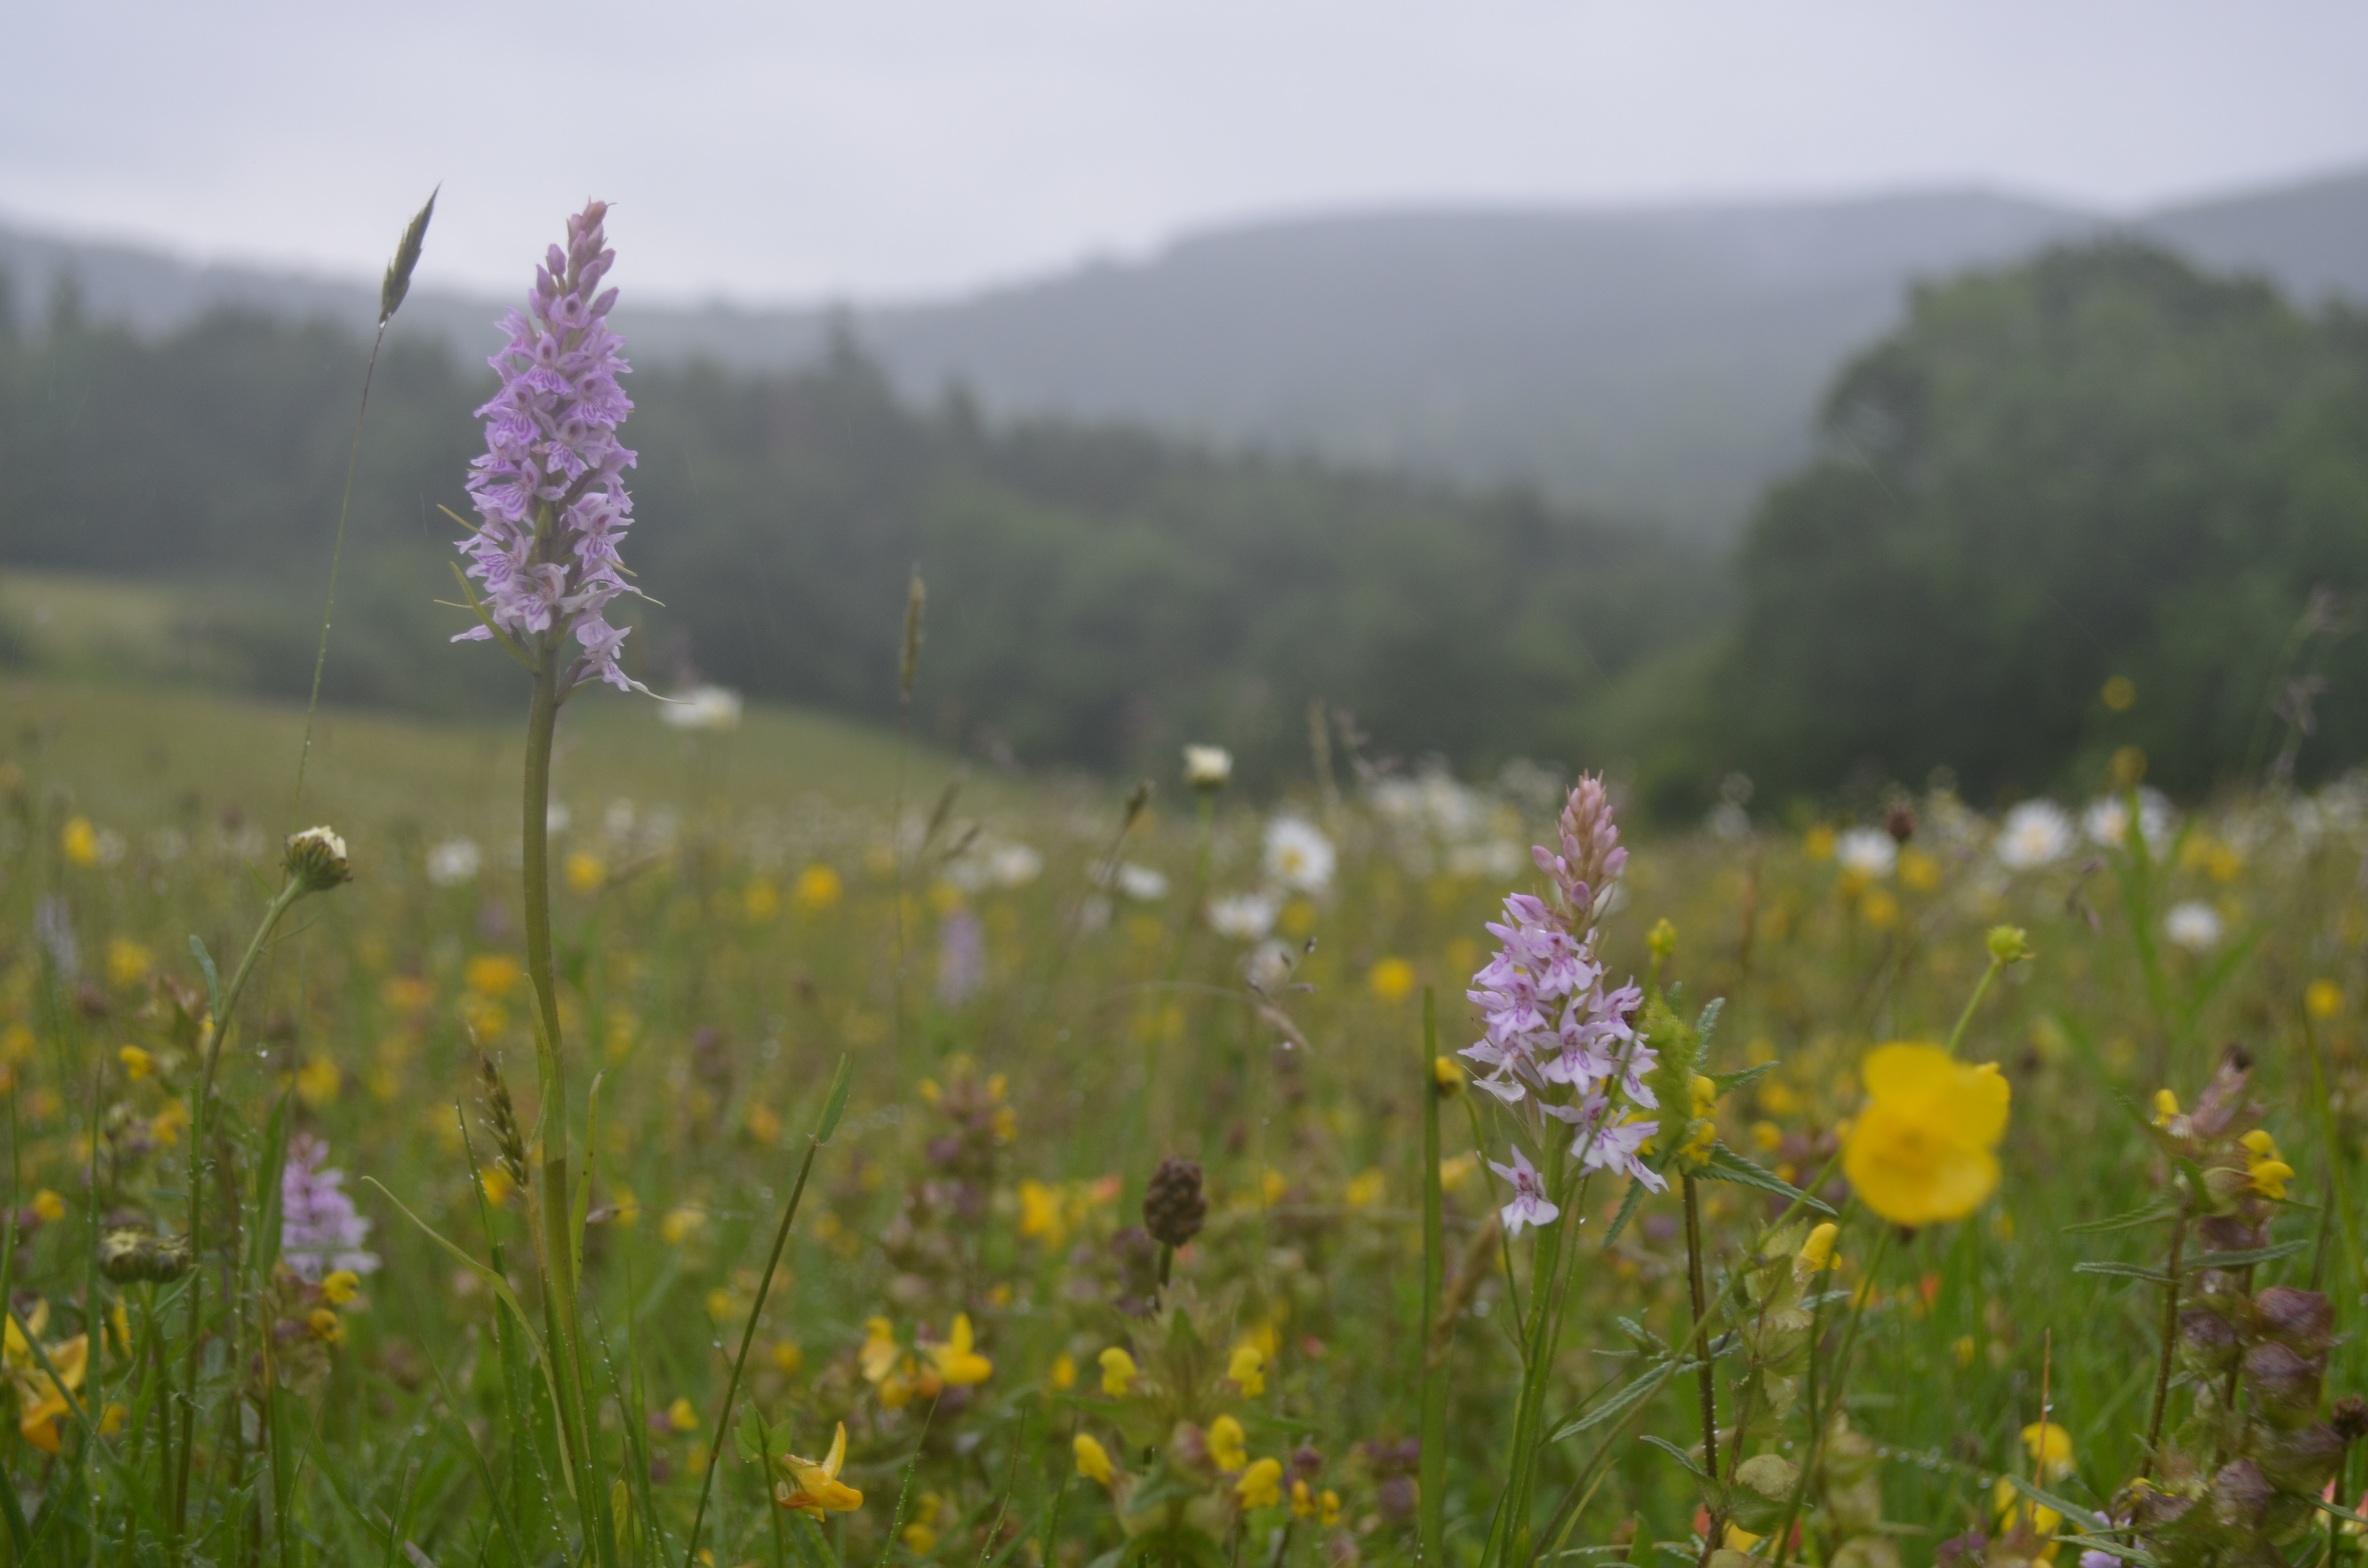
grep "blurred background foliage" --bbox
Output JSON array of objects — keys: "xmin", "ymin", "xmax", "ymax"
[{"xmin": 0, "ymin": 237, "xmax": 2364, "ymax": 816}]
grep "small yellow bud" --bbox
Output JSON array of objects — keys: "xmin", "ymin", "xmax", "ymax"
[
  {"xmin": 1986, "ymin": 925, "xmax": 2032, "ymax": 965},
  {"xmin": 1797, "ymin": 1222, "xmax": 1839, "ymax": 1272},
  {"xmin": 2152, "ymin": 1088, "xmax": 2180, "ymax": 1126},
  {"xmin": 1647, "ymin": 918, "xmax": 1677, "ymax": 960}
]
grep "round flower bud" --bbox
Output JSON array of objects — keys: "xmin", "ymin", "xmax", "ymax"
[
  {"xmin": 1183, "ymin": 746, "xmax": 1233, "ymax": 791},
  {"xmin": 1143, "ymin": 1157, "xmax": 1208, "ymax": 1249},
  {"xmin": 284, "ymin": 827, "xmax": 352, "ymax": 892},
  {"xmin": 1986, "ymin": 925, "xmax": 2032, "ymax": 965},
  {"xmin": 99, "ymin": 1225, "xmax": 192, "ymax": 1284}
]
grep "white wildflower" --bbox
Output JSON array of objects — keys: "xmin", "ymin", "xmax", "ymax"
[
  {"xmin": 1263, "ymin": 816, "xmax": 1335, "ymax": 894},
  {"xmin": 1995, "ymin": 801, "xmax": 2076, "ymax": 870}
]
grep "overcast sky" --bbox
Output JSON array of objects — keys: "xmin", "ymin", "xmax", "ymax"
[{"xmin": 5, "ymin": 0, "xmax": 2365, "ymax": 305}]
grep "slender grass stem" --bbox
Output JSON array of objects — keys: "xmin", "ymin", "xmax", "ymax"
[
  {"xmin": 1683, "ymin": 1174, "xmax": 1720, "ymax": 1566},
  {"xmin": 2144, "ymin": 1214, "xmax": 2186, "ymax": 1469},
  {"xmin": 173, "ymin": 872, "xmax": 309, "ymax": 1540},
  {"xmin": 680, "ymin": 1055, "xmax": 846, "ymax": 1568},
  {"xmin": 1419, "ymin": 988, "xmax": 1447, "ymax": 1568}
]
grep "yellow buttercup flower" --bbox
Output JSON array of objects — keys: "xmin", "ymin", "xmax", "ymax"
[
  {"xmin": 1073, "ymin": 1432, "xmax": 1116, "ymax": 1484},
  {"xmin": 60, "ymin": 817, "xmax": 99, "ymax": 868},
  {"xmin": 925, "ymin": 1314, "xmax": 992, "ymax": 1386},
  {"xmin": 772, "ymin": 1422, "xmax": 864, "ymax": 1518},
  {"xmin": 1842, "ymin": 1044, "xmax": 2010, "ymax": 1226},
  {"xmin": 793, "ymin": 864, "xmax": 844, "ymax": 912},
  {"xmin": 1236, "ymin": 1456, "xmax": 1283, "ymax": 1509},
  {"xmin": 1209, "ymin": 1414, "xmax": 1249, "ymax": 1472},
  {"xmin": 1098, "ymin": 1346, "xmax": 1138, "ymax": 1396}
]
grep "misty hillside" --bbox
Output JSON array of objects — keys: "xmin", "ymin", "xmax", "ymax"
[{"xmin": 5, "ymin": 168, "xmax": 2364, "ymax": 535}]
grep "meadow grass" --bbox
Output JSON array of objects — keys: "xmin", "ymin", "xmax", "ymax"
[{"xmin": 1, "ymin": 649, "xmax": 2364, "ymax": 1568}]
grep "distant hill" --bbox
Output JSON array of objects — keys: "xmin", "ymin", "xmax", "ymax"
[{"xmin": 6, "ymin": 168, "xmax": 2364, "ymax": 536}]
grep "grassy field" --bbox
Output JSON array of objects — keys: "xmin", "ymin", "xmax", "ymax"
[{"xmin": 1, "ymin": 625, "xmax": 2364, "ymax": 1568}]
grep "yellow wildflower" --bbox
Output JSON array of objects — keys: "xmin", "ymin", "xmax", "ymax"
[
  {"xmin": 1236, "ymin": 1457, "xmax": 1283, "ymax": 1509},
  {"xmin": 2102, "ymin": 674, "xmax": 2136, "ymax": 712},
  {"xmin": 1344, "ymin": 1169, "xmax": 1385, "ymax": 1208},
  {"xmin": 1861, "ymin": 888, "xmax": 1900, "ymax": 930},
  {"xmin": 1366, "ymin": 957, "xmax": 1416, "ymax": 1003},
  {"xmin": 99, "ymin": 1401, "xmax": 128, "ymax": 1436},
  {"xmin": 1900, "ymin": 849, "xmax": 1943, "ymax": 892},
  {"xmin": 1648, "ymin": 918, "xmax": 1677, "ymax": 959},
  {"xmin": 60, "ymin": 817, "xmax": 98, "ymax": 868},
  {"xmin": 1049, "ymin": 1353, "xmax": 1076, "ymax": 1391},
  {"xmin": 1209, "ymin": 1414, "xmax": 1249, "ymax": 1472},
  {"xmin": 32, "ymin": 1190, "xmax": 64, "ymax": 1223},
  {"xmin": 772, "ymin": 1422, "xmax": 864, "ymax": 1518},
  {"xmin": 1994, "ymin": 1475, "xmax": 2061, "ymax": 1538},
  {"xmin": 321, "ymin": 1270, "xmax": 361, "ymax": 1306},
  {"xmin": 793, "ymin": 865, "xmax": 844, "ymax": 912},
  {"xmin": 464, "ymin": 955, "xmax": 520, "ymax": 999},
  {"xmin": 2242, "ymin": 1128, "xmax": 2294, "ymax": 1201},
  {"xmin": 1228, "ymin": 1343, "xmax": 1266, "ymax": 1397},
  {"xmin": 1098, "ymin": 1346, "xmax": 1138, "ymax": 1396},
  {"xmin": 2308, "ymin": 980, "xmax": 2345, "ymax": 1021},
  {"xmin": 860, "ymin": 1318, "xmax": 903, "ymax": 1384},
  {"xmin": 1439, "ymin": 1152, "xmax": 1478, "ymax": 1190},
  {"xmin": 295, "ymin": 1055, "xmax": 341, "ymax": 1107},
  {"xmin": 2022, "ymin": 1421, "xmax": 2074, "ymax": 1481},
  {"xmin": 1804, "ymin": 825, "xmax": 1837, "ymax": 861},
  {"xmin": 106, "ymin": 940, "xmax": 153, "ymax": 989},
  {"xmin": 308, "ymin": 1308, "xmax": 346, "ymax": 1344},
  {"xmin": 1841, "ymin": 1044, "xmax": 2010, "ymax": 1226},
  {"xmin": 120, "ymin": 1046, "xmax": 153, "ymax": 1081},
  {"xmin": 149, "ymin": 1099, "xmax": 189, "ymax": 1147},
  {"xmin": 902, "ymin": 1492, "xmax": 944, "ymax": 1553},
  {"xmin": 1797, "ymin": 1222, "xmax": 1839, "ymax": 1272},
  {"xmin": 481, "ymin": 1167, "xmax": 516, "ymax": 1207},
  {"xmin": 926, "ymin": 1314, "xmax": 992, "ymax": 1386},
  {"xmin": 1018, "ymin": 1179, "xmax": 1066, "ymax": 1245},
  {"xmin": 2152, "ymin": 1088, "xmax": 2180, "ymax": 1127},
  {"xmin": 565, "ymin": 852, "xmax": 605, "ymax": 894},
  {"xmin": 771, "ymin": 1341, "xmax": 804, "ymax": 1377},
  {"xmin": 668, "ymin": 1396, "xmax": 699, "ymax": 1433},
  {"xmin": 1432, "ymin": 1055, "xmax": 1464, "ymax": 1095},
  {"xmin": 1074, "ymin": 1432, "xmax": 1116, "ymax": 1484},
  {"xmin": 4, "ymin": 1305, "xmax": 87, "ymax": 1454},
  {"xmin": 661, "ymin": 1207, "xmax": 706, "ymax": 1246}
]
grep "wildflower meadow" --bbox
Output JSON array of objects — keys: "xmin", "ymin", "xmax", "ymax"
[{"xmin": 5, "ymin": 199, "xmax": 2368, "ymax": 1568}]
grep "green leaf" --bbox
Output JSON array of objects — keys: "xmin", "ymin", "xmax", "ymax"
[
  {"xmin": 736, "ymin": 1406, "xmax": 767, "ymax": 1464},
  {"xmin": 2003, "ymin": 1475, "xmax": 2106, "ymax": 1534},
  {"xmin": 817, "ymin": 1054, "xmax": 853, "ymax": 1142},
  {"xmin": 572, "ymin": 1070, "xmax": 603, "ymax": 1291},
  {"xmin": 1693, "ymin": 997, "xmax": 1725, "ymax": 1047},
  {"xmin": 1709, "ymin": 1061, "xmax": 1778, "ymax": 1096},
  {"xmin": 188, "ymin": 933, "xmax": 222, "ymax": 1016},
  {"xmin": 1602, "ymin": 1173, "xmax": 1653, "ymax": 1249},
  {"xmin": 2188, "ymin": 1239, "xmax": 2310, "ymax": 1273},
  {"xmin": 2071, "ymin": 1261, "xmax": 2172, "ymax": 1284},
  {"xmin": 1697, "ymin": 1145, "xmax": 1836, "ymax": 1215},
  {"xmin": 1638, "ymin": 1433, "xmax": 1710, "ymax": 1481},
  {"xmin": 1550, "ymin": 1362, "xmax": 1683, "ymax": 1442},
  {"xmin": 2062, "ymin": 1203, "xmax": 2180, "ymax": 1236}
]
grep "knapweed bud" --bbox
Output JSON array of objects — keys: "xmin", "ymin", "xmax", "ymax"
[
  {"xmin": 1143, "ymin": 1157, "xmax": 1208, "ymax": 1249},
  {"xmin": 1986, "ymin": 925, "xmax": 2032, "ymax": 965},
  {"xmin": 284, "ymin": 827, "xmax": 352, "ymax": 892},
  {"xmin": 1183, "ymin": 746, "xmax": 1233, "ymax": 791},
  {"xmin": 2332, "ymin": 1396, "xmax": 2368, "ymax": 1445},
  {"xmin": 98, "ymin": 1224, "xmax": 192, "ymax": 1284},
  {"xmin": 1884, "ymin": 803, "xmax": 1917, "ymax": 844}
]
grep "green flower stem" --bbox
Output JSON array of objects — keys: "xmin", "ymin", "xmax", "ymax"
[
  {"xmin": 1944, "ymin": 952, "xmax": 2010, "ymax": 1057},
  {"xmin": 1684, "ymin": 1173, "xmax": 1721, "ymax": 1565},
  {"xmin": 519, "ymin": 646, "xmax": 616, "ymax": 1567},
  {"xmin": 2144, "ymin": 1213, "xmax": 2187, "ymax": 1470},
  {"xmin": 172, "ymin": 870, "xmax": 309, "ymax": 1541},
  {"xmin": 1418, "ymin": 987, "xmax": 1447, "ymax": 1568}
]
